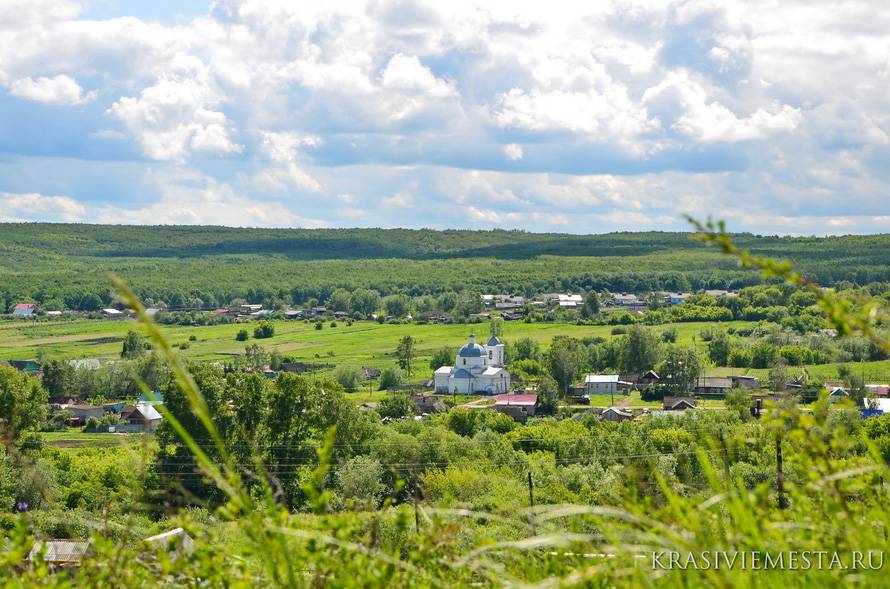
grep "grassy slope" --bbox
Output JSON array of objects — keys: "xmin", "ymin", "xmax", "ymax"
[{"xmin": 6, "ymin": 317, "xmax": 888, "ymax": 388}]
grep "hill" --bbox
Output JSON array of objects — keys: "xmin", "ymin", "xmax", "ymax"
[{"xmin": 1, "ymin": 224, "xmax": 889, "ymax": 311}]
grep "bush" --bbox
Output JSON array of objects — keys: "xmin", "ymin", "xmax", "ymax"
[
  {"xmin": 330, "ymin": 321, "xmax": 337, "ymax": 328},
  {"xmin": 610, "ymin": 326, "xmax": 627, "ymax": 335},
  {"xmin": 378, "ymin": 366, "xmax": 402, "ymax": 390},
  {"xmin": 377, "ymin": 393, "xmax": 413, "ymax": 418},
  {"xmin": 334, "ymin": 365, "xmax": 363, "ymax": 392},
  {"xmin": 660, "ymin": 328, "xmax": 677, "ymax": 343},
  {"xmin": 235, "ymin": 329, "xmax": 249, "ymax": 341},
  {"xmin": 314, "ymin": 321, "xmax": 323, "ymax": 330},
  {"xmin": 253, "ymin": 321, "xmax": 275, "ymax": 339},
  {"xmin": 188, "ymin": 335, "xmax": 197, "ymax": 341}
]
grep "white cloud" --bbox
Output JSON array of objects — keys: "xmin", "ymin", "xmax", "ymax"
[
  {"xmin": 8, "ymin": 74, "xmax": 95, "ymax": 105},
  {"xmin": 108, "ymin": 68, "xmax": 242, "ymax": 162},
  {"xmin": 0, "ymin": 191, "xmax": 85, "ymax": 222},
  {"xmin": 95, "ymin": 177, "xmax": 327, "ymax": 228},
  {"xmin": 503, "ymin": 143, "xmax": 523, "ymax": 160},
  {"xmin": 381, "ymin": 53, "xmax": 455, "ymax": 98}
]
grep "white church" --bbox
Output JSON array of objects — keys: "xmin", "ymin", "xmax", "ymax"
[{"xmin": 433, "ymin": 334, "xmax": 511, "ymax": 395}]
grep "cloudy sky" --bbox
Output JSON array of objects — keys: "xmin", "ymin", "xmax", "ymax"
[{"xmin": 0, "ymin": 0, "xmax": 888, "ymax": 234}]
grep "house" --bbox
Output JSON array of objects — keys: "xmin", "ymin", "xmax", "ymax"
[
  {"xmin": 866, "ymin": 384, "xmax": 890, "ymax": 397},
  {"xmin": 28, "ymin": 540, "xmax": 91, "ymax": 567},
  {"xmin": 620, "ymin": 370, "xmax": 661, "ymax": 389},
  {"xmin": 433, "ymin": 334, "xmax": 510, "ymax": 395},
  {"xmin": 612, "ymin": 293, "xmax": 642, "ymax": 307},
  {"xmin": 45, "ymin": 310, "xmax": 63, "ymax": 317},
  {"xmin": 829, "ymin": 387, "xmax": 849, "ymax": 403},
  {"xmin": 557, "ymin": 294, "xmax": 583, "ymax": 308},
  {"xmin": 12, "ymin": 303, "xmax": 37, "ymax": 317},
  {"xmin": 138, "ymin": 391, "xmax": 165, "ymax": 405},
  {"xmin": 68, "ymin": 358, "xmax": 101, "ymax": 370},
  {"xmin": 599, "ymin": 407, "xmax": 634, "ymax": 422},
  {"xmin": 663, "ymin": 396, "xmax": 697, "ymax": 411},
  {"xmin": 694, "ymin": 377, "xmax": 733, "ymax": 395},
  {"xmin": 411, "ymin": 395, "xmax": 447, "ymax": 415},
  {"xmin": 493, "ymin": 394, "xmax": 538, "ymax": 423},
  {"xmin": 64, "ymin": 404, "xmax": 106, "ymax": 421},
  {"xmin": 121, "ymin": 402, "xmax": 163, "ymax": 432},
  {"xmin": 240, "ymin": 304, "xmax": 263, "ymax": 314},
  {"xmin": 502, "ymin": 312, "xmax": 525, "ymax": 321},
  {"xmin": 583, "ymin": 374, "xmax": 630, "ymax": 396},
  {"xmin": 333, "ymin": 311, "xmax": 350, "ymax": 319},
  {"xmin": 865, "ymin": 398, "xmax": 890, "ymax": 412},
  {"xmin": 362, "ymin": 367, "xmax": 381, "ymax": 379},
  {"xmin": 664, "ymin": 293, "xmax": 690, "ymax": 306},
  {"xmin": 144, "ymin": 528, "xmax": 194, "ymax": 558},
  {"xmin": 7, "ymin": 359, "xmax": 42, "ymax": 375},
  {"xmin": 101, "ymin": 308, "xmax": 124, "ymax": 318},
  {"xmin": 704, "ymin": 289, "xmax": 737, "ymax": 298},
  {"xmin": 730, "ymin": 375, "xmax": 761, "ymax": 389}
]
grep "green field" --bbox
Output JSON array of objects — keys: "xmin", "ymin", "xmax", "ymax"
[
  {"xmin": 0, "ymin": 317, "xmax": 754, "ymax": 377},
  {"xmin": 4, "ymin": 317, "xmax": 888, "ymax": 387}
]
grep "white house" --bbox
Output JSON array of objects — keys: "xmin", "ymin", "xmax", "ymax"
[
  {"xmin": 584, "ymin": 374, "xmax": 630, "ymax": 395},
  {"xmin": 12, "ymin": 303, "xmax": 36, "ymax": 317},
  {"xmin": 433, "ymin": 334, "xmax": 510, "ymax": 395}
]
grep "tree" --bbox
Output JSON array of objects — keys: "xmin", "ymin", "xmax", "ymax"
[
  {"xmin": 383, "ymin": 294, "xmax": 411, "ymax": 318},
  {"xmin": 334, "ymin": 365, "xmax": 363, "ymax": 393},
  {"xmin": 378, "ymin": 366, "xmax": 402, "ymax": 390},
  {"xmin": 396, "ymin": 336, "xmax": 416, "ymax": 376},
  {"xmin": 751, "ymin": 341, "xmax": 777, "ymax": 369},
  {"xmin": 707, "ymin": 332, "xmax": 731, "ymax": 366},
  {"xmin": 42, "ymin": 359, "xmax": 75, "ymax": 399},
  {"xmin": 429, "ymin": 347, "xmax": 453, "ymax": 370},
  {"xmin": 536, "ymin": 375, "xmax": 560, "ymax": 415},
  {"xmin": 336, "ymin": 456, "xmax": 385, "ymax": 508},
  {"xmin": 0, "ymin": 365, "xmax": 47, "ymax": 443},
  {"xmin": 768, "ymin": 357, "xmax": 788, "ymax": 391},
  {"xmin": 243, "ymin": 344, "xmax": 269, "ymax": 370},
  {"xmin": 121, "ymin": 330, "xmax": 147, "ymax": 359},
  {"xmin": 725, "ymin": 388, "xmax": 753, "ymax": 422},
  {"xmin": 235, "ymin": 329, "xmax": 249, "ymax": 341},
  {"xmin": 327, "ymin": 288, "xmax": 351, "ymax": 312},
  {"xmin": 618, "ymin": 325, "xmax": 660, "ymax": 373},
  {"xmin": 580, "ymin": 291, "xmax": 600, "ymax": 318},
  {"xmin": 548, "ymin": 336, "xmax": 584, "ymax": 394},
  {"xmin": 377, "ymin": 393, "xmax": 413, "ymax": 418},
  {"xmin": 349, "ymin": 288, "xmax": 380, "ymax": 317},
  {"xmin": 511, "ymin": 338, "xmax": 541, "ymax": 362},
  {"xmin": 253, "ymin": 321, "xmax": 275, "ymax": 339},
  {"xmin": 489, "ymin": 317, "xmax": 504, "ymax": 338},
  {"xmin": 658, "ymin": 346, "xmax": 701, "ymax": 394}
]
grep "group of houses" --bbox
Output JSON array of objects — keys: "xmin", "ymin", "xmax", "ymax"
[
  {"xmin": 50, "ymin": 392, "xmax": 164, "ymax": 433},
  {"xmin": 610, "ymin": 289, "xmax": 739, "ymax": 310},
  {"xmin": 579, "ymin": 371, "xmax": 762, "ymax": 398},
  {"xmin": 27, "ymin": 528, "xmax": 192, "ymax": 569}
]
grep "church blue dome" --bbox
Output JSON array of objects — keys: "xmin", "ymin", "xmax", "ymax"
[
  {"xmin": 458, "ymin": 342, "xmax": 486, "ymax": 357},
  {"xmin": 486, "ymin": 335, "xmax": 502, "ymax": 346}
]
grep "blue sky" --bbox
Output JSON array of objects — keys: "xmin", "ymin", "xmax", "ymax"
[{"xmin": 0, "ymin": 0, "xmax": 888, "ymax": 234}]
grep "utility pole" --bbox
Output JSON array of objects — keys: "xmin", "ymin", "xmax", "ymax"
[
  {"xmin": 528, "ymin": 471, "xmax": 537, "ymax": 535},
  {"xmin": 776, "ymin": 435, "xmax": 788, "ymax": 509}
]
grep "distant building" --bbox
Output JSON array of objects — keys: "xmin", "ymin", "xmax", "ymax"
[
  {"xmin": 664, "ymin": 293, "xmax": 690, "ymax": 306},
  {"xmin": 583, "ymin": 374, "xmax": 631, "ymax": 395},
  {"xmin": 493, "ymin": 394, "xmax": 538, "ymax": 422},
  {"xmin": 28, "ymin": 540, "xmax": 91, "ymax": 567},
  {"xmin": 828, "ymin": 387, "xmax": 848, "ymax": 403},
  {"xmin": 694, "ymin": 377, "xmax": 733, "ymax": 395},
  {"xmin": 865, "ymin": 384, "xmax": 890, "ymax": 397},
  {"xmin": 12, "ymin": 303, "xmax": 37, "ymax": 317},
  {"xmin": 433, "ymin": 334, "xmax": 510, "ymax": 395},
  {"xmin": 730, "ymin": 375, "xmax": 761, "ymax": 389},
  {"xmin": 121, "ymin": 401, "xmax": 163, "ymax": 432},
  {"xmin": 7, "ymin": 359, "xmax": 41, "ymax": 375},
  {"xmin": 101, "ymin": 308, "xmax": 124, "ymax": 318},
  {"xmin": 599, "ymin": 407, "xmax": 634, "ymax": 422},
  {"xmin": 411, "ymin": 395, "xmax": 447, "ymax": 415},
  {"xmin": 663, "ymin": 396, "xmax": 697, "ymax": 411}
]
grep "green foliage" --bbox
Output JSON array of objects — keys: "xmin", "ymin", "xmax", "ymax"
[
  {"xmin": 395, "ymin": 335, "xmax": 416, "ymax": 376},
  {"xmin": 253, "ymin": 320, "xmax": 275, "ymax": 339},
  {"xmin": 0, "ymin": 366, "xmax": 48, "ymax": 443},
  {"xmin": 334, "ymin": 365, "xmax": 363, "ymax": 393},
  {"xmin": 377, "ymin": 393, "xmax": 413, "ymax": 419},
  {"xmin": 428, "ymin": 346, "xmax": 452, "ymax": 370},
  {"xmin": 235, "ymin": 329, "xmax": 249, "ymax": 341},
  {"xmin": 618, "ymin": 324, "xmax": 660, "ymax": 373},
  {"xmin": 378, "ymin": 366, "xmax": 403, "ymax": 390},
  {"xmin": 547, "ymin": 336, "xmax": 584, "ymax": 393},
  {"xmin": 121, "ymin": 330, "xmax": 147, "ymax": 359}
]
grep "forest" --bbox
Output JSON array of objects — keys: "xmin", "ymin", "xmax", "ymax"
[{"xmin": 2, "ymin": 224, "xmax": 890, "ymax": 312}]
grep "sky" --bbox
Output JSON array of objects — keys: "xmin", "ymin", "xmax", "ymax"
[{"xmin": 0, "ymin": 0, "xmax": 888, "ymax": 234}]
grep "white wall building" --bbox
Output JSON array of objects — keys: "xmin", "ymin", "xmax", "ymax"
[
  {"xmin": 433, "ymin": 334, "xmax": 510, "ymax": 395},
  {"xmin": 584, "ymin": 374, "xmax": 621, "ymax": 395}
]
